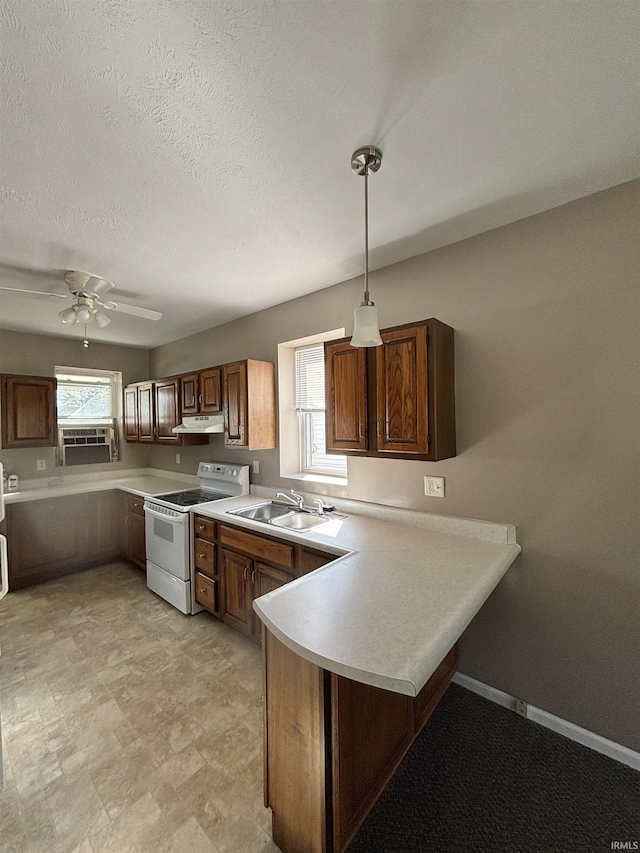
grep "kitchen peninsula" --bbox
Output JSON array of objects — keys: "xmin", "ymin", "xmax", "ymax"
[{"xmin": 192, "ymin": 492, "xmax": 520, "ymax": 853}]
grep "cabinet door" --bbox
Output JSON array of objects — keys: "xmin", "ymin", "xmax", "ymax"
[
  {"xmin": 220, "ymin": 548, "xmax": 253, "ymax": 636},
  {"xmin": 124, "ymin": 386, "xmax": 139, "ymax": 441},
  {"xmin": 126, "ymin": 512, "xmax": 146, "ymax": 570},
  {"xmin": 137, "ymin": 383, "xmax": 155, "ymax": 442},
  {"xmin": 1, "ymin": 374, "xmax": 57, "ymax": 448},
  {"xmin": 181, "ymin": 373, "xmax": 199, "ymax": 416},
  {"xmin": 325, "ymin": 342, "xmax": 368, "ymax": 452},
  {"xmin": 376, "ymin": 325, "xmax": 428, "ymax": 454},
  {"xmin": 87, "ymin": 491, "xmax": 125, "ymax": 560},
  {"xmin": 154, "ymin": 379, "xmax": 180, "ymax": 444},
  {"xmin": 200, "ymin": 367, "xmax": 222, "ymax": 413},
  {"xmin": 223, "ymin": 362, "xmax": 247, "ymax": 446},
  {"xmin": 251, "ymin": 562, "xmax": 293, "ymax": 638}
]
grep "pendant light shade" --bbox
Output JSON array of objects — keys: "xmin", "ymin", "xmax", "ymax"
[
  {"xmin": 350, "ymin": 145, "xmax": 383, "ymax": 348},
  {"xmin": 352, "ymin": 302, "xmax": 383, "ymax": 347}
]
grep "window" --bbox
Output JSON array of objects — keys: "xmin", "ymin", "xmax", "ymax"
[
  {"xmin": 295, "ymin": 343, "xmax": 347, "ymax": 476},
  {"xmin": 54, "ymin": 366, "xmax": 122, "ymax": 467},
  {"xmin": 56, "ymin": 371, "xmax": 115, "ymax": 425}
]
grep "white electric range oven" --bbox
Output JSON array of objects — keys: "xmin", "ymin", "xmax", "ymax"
[{"xmin": 144, "ymin": 462, "xmax": 249, "ymax": 614}]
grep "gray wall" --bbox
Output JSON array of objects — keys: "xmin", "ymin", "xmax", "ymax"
[
  {"xmin": 0, "ymin": 329, "xmax": 151, "ymax": 479},
  {"xmin": 150, "ymin": 180, "xmax": 640, "ymax": 751}
]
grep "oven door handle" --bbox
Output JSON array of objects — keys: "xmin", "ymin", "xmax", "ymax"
[{"xmin": 143, "ymin": 505, "xmax": 188, "ymax": 523}]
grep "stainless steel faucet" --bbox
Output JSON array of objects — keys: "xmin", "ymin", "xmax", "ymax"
[{"xmin": 276, "ymin": 489, "xmax": 305, "ymax": 509}]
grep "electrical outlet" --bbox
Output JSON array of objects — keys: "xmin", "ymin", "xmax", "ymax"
[
  {"xmin": 514, "ymin": 698, "xmax": 528, "ymax": 718},
  {"xmin": 37, "ymin": 459, "xmax": 46, "ymax": 471},
  {"xmin": 252, "ymin": 460, "xmax": 260, "ymax": 474},
  {"xmin": 175, "ymin": 453, "xmax": 181, "ymax": 464},
  {"xmin": 424, "ymin": 476, "xmax": 444, "ymax": 497}
]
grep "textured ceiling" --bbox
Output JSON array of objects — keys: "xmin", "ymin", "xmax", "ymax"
[{"xmin": 1, "ymin": 0, "xmax": 638, "ymax": 348}]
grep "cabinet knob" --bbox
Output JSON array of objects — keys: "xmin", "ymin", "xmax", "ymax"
[
  {"xmin": 198, "ymin": 525, "xmax": 205, "ymax": 531},
  {"xmin": 199, "ymin": 553, "xmax": 205, "ymax": 559},
  {"xmin": 199, "ymin": 588, "xmax": 206, "ymax": 594}
]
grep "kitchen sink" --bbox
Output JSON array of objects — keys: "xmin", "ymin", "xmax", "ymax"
[
  {"xmin": 228, "ymin": 501, "xmax": 345, "ymax": 532},
  {"xmin": 270, "ymin": 512, "xmax": 331, "ymax": 531},
  {"xmin": 231, "ymin": 501, "xmax": 293, "ymax": 521}
]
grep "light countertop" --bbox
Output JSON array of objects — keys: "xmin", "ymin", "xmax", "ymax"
[
  {"xmin": 2, "ymin": 468, "xmax": 199, "ymax": 504},
  {"xmin": 191, "ymin": 491, "xmax": 521, "ymax": 697}
]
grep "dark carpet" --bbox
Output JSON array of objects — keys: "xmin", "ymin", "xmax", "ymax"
[{"xmin": 348, "ymin": 683, "xmax": 640, "ymax": 853}]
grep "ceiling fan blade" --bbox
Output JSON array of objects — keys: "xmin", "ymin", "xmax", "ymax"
[
  {"xmin": 64, "ymin": 270, "xmax": 114, "ymax": 297},
  {"xmin": 100, "ymin": 300, "xmax": 162, "ymax": 321},
  {"xmin": 0, "ymin": 286, "xmax": 70, "ymax": 300}
]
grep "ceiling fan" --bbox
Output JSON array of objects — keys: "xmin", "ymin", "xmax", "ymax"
[{"xmin": 0, "ymin": 269, "xmax": 163, "ymax": 328}]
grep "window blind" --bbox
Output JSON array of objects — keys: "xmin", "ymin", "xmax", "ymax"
[{"xmin": 295, "ymin": 343, "xmax": 326, "ymax": 412}]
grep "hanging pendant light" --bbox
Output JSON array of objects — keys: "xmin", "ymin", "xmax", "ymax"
[{"xmin": 350, "ymin": 145, "xmax": 383, "ymax": 348}]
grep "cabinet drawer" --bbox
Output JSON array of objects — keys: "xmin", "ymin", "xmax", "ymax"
[
  {"xmin": 299, "ymin": 548, "xmax": 334, "ymax": 574},
  {"xmin": 194, "ymin": 537, "xmax": 215, "ymax": 576},
  {"xmin": 220, "ymin": 524, "xmax": 294, "ymax": 569},
  {"xmin": 127, "ymin": 494, "xmax": 145, "ymax": 517},
  {"xmin": 193, "ymin": 515, "xmax": 216, "ymax": 542},
  {"xmin": 195, "ymin": 572, "xmax": 218, "ymax": 613}
]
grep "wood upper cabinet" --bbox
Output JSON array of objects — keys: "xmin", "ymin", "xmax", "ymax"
[
  {"xmin": 1, "ymin": 374, "xmax": 57, "ymax": 448},
  {"xmin": 376, "ymin": 325, "xmax": 428, "ymax": 454},
  {"xmin": 154, "ymin": 378, "xmax": 180, "ymax": 444},
  {"xmin": 223, "ymin": 359, "xmax": 276, "ymax": 450},
  {"xmin": 325, "ymin": 342, "xmax": 368, "ymax": 452},
  {"xmin": 180, "ymin": 367, "xmax": 222, "ymax": 416},
  {"xmin": 124, "ymin": 386, "xmax": 139, "ymax": 441},
  {"xmin": 324, "ymin": 319, "xmax": 456, "ymax": 462},
  {"xmin": 124, "ymin": 379, "xmax": 207, "ymax": 445},
  {"xmin": 137, "ymin": 382, "xmax": 155, "ymax": 442}
]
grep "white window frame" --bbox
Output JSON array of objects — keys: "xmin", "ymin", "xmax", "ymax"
[
  {"xmin": 295, "ymin": 343, "xmax": 347, "ymax": 477},
  {"xmin": 278, "ymin": 329, "xmax": 348, "ymax": 485},
  {"xmin": 55, "ymin": 366, "xmax": 121, "ymax": 426}
]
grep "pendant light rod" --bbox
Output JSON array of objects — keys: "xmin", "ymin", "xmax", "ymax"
[
  {"xmin": 350, "ymin": 146, "xmax": 383, "ymax": 348},
  {"xmin": 364, "ymin": 169, "xmax": 369, "ymax": 302}
]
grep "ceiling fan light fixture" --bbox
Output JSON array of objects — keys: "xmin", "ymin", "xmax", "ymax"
[
  {"xmin": 59, "ymin": 306, "xmax": 78, "ymax": 325},
  {"xmin": 94, "ymin": 311, "xmax": 111, "ymax": 328},
  {"xmin": 349, "ymin": 146, "xmax": 383, "ymax": 348},
  {"xmin": 75, "ymin": 302, "xmax": 92, "ymax": 322}
]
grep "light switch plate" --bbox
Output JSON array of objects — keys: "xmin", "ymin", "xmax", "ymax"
[
  {"xmin": 424, "ymin": 476, "xmax": 445, "ymax": 497},
  {"xmin": 252, "ymin": 461, "xmax": 260, "ymax": 474},
  {"xmin": 37, "ymin": 459, "xmax": 46, "ymax": 471}
]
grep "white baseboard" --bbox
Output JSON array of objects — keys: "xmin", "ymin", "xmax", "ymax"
[{"xmin": 452, "ymin": 672, "xmax": 640, "ymax": 773}]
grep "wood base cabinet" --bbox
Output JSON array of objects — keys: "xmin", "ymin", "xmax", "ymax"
[
  {"xmin": 125, "ymin": 494, "xmax": 146, "ymax": 570},
  {"xmin": 264, "ymin": 632, "xmax": 459, "ymax": 853},
  {"xmin": 7, "ymin": 491, "xmax": 125, "ymax": 589}
]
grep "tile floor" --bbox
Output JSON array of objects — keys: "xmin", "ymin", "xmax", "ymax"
[{"xmin": 0, "ymin": 561, "xmax": 281, "ymax": 853}]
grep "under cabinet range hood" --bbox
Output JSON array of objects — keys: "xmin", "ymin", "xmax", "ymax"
[{"xmin": 172, "ymin": 415, "xmax": 224, "ymax": 434}]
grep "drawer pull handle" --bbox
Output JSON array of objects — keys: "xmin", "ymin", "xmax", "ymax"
[{"xmin": 199, "ymin": 525, "xmax": 205, "ymax": 531}]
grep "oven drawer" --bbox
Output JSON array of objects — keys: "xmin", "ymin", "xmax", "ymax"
[
  {"xmin": 219, "ymin": 524, "xmax": 294, "ymax": 569},
  {"xmin": 195, "ymin": 571, "xmax": 218, "ymax": 613},
  {"xmin": 193, "ymin": 515, "xmax": 216, "ymax": 542},
  {"xmin": 194, "ymin": 537, "xmax": 215, "ymax": 576}
]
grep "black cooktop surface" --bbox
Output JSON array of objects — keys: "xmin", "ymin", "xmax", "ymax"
[{"xmin": 153, "ymin": 489, "xmax": 231, "ymax": 507}]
